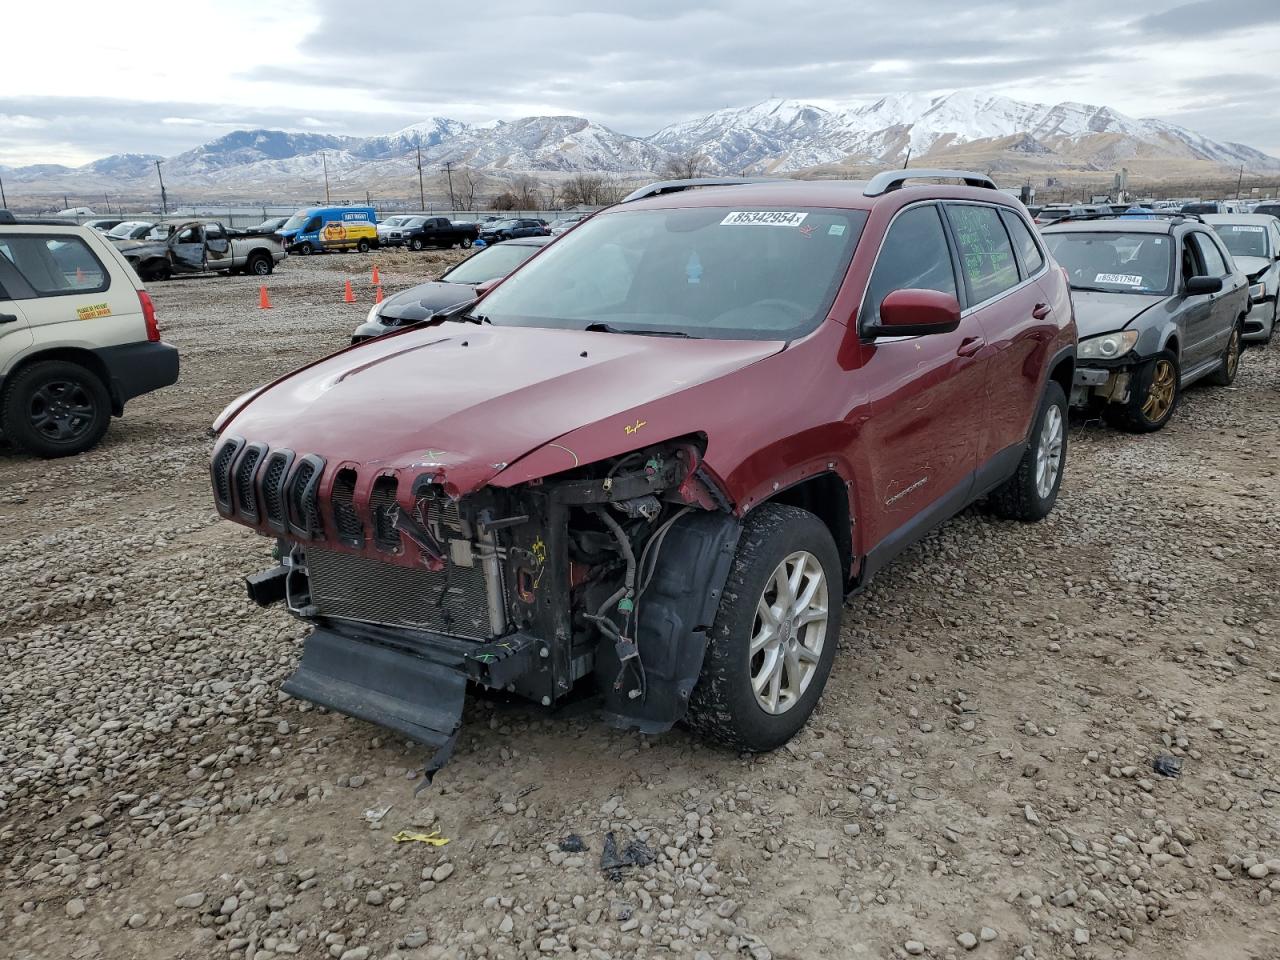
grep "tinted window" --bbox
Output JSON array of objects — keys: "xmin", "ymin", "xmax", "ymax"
[
  {"xmin": 1001, "ymin": 211, "xmax": 1044, "ymax": 275},
  {"xmin": 1043, "ymin": 231, "xmax": 1172, "ymax": 295},
  {"xmin": 1181, "ymin": 203, "xmax": 1217, "ymax": 215},
  {"xmin": 862, "ymin": 205, "xmax": 957, "ymax": 325},
  {"xmin": 0, "ymin": 235, "xmax": 109, "ymax": 298},
  {"xmin": 477, "ymin": 206, "xmax": 868, "ymax": 341},
  {"xmin": 946, "ymin": 204, "xmax": 1020, "ymax": 303},
  {"xmin": 1213, "ymin": 223, "xmax": 1270, "ymax": 259},
  {"xmin": 443, "ymin": 242, "xmax": 542, "ymax": 284},
  {"xmin": 1189, "ymin": 232, "xmax": 1228, "ymax": 276}
]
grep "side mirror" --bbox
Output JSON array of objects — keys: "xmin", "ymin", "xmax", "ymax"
[
  {"xmin": 866, "ymin": 289, "xmax": 963, "ymax": 338},
  {"xmin": 1185, "ymin": 275, "xmax": 1223, "ymax": 295},
  {"xmin": 474, "ymin": 278, "xmax": 501, "ymax": 298}
]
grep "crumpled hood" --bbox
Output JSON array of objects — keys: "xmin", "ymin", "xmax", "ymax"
[
  {"xmin": 1071, "ymin": 290, "xmax": 1167, "ymax": 339},
  {"xmin": 379, "ymin": 280, "xmax": 476, "ymax": 322},
  {"xmin": 222, "ymin": 324, "xmax": 783, "ymax": 494},
  {"xmin": 111, "ymin": 237, "xmax": 166, "ymax": 256}
]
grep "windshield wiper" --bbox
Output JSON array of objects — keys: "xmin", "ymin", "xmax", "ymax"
[
  {"xmin": 1071, "ymin": 285, "xmax": 1122, "ymax": 294},
  {"xmin": 584, "ymin": 321, "xmax": 691, "ymax": 338},
  {"xmin": 454, "ymin": 312, "xmax": 491, "ymax": 325}
]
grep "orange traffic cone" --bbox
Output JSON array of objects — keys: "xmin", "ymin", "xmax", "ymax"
[
  {"xmin": 371, "ymin": 265, "xmax": 381, "ymax": 286},
  {"xmin": 343, "ymin": 280, "xmax": 355, "ymax": 303},
  {"xmin": 375, "ymin": 285, "xmax": 384, "ymax": 304},
  {"xmin": 75, "ymin": 267, "xmax": 85, "ymax": 284},
  {"xmin": 259, "ymin": 285, "xmax": 272, "ymax": 309}
]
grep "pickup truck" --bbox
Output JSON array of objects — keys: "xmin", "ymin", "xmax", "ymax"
[
  {"xmin": 385, "ymin": 216, "xmax": 480, "ymax": 251},
  {"xmin": 113, "ymin": 220, "xmax": 286, "ymax": 281}
]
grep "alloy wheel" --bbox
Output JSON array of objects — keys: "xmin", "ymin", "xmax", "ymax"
[
  {"xmin": 29, "ymin": 380, "xmax": 96, "ymax": 443},
  {"xmin": 1142, "ymin": 359, "xmax": 1176, "ymax": 422},
  {"xmin": 1034, "ymin": 404, "xmax": 1064, "ymax": 499},
  {"xmin": 749, "ymin": 550, "xmax": 829, "ymax": 715}
]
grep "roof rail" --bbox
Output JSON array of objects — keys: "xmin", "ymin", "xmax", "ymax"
[
  {"xmin": 1047, "ymin": 211, "xmax": 1204, "ymax": 226},
  {"xmin": 862, "ymin": 169, "xmax": 997, "ymax": 197},
  {"xmin": 621, "ymin": 176, "xmax": 789, "ymax": 204}
]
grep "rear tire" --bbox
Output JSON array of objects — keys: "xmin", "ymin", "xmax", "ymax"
[
  {"xmin": 357, "ymin": 239, "xmax": 371, "ymax": 253},
  {"xmin": 684, "ymin": 503, "xmax": 842, "ymax": 752},
  {"xmin": 248, "ymin": 253, "xmax": 272, "ymax": 276},
  {"xmin": 1, "ymin": 360, "xmax": 111, "ymax": 458},
  {"xmin": 987, "ymin": 380, "xmax": 1067, "ymax": 521},
  {"xmin": 1105, "ymin": 350, "xmax": 1179, "ymax": 433},
  {"xmin": 1208, "ymin": 323, "xmax": 1242, "ymax": 386},
  {"xmin": 460, "ymin": 237, "xmax": 473, "ymax": 249}
]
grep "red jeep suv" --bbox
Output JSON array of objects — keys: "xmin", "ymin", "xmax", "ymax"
[{"xmin": 212, "ymin": 170, "xmax": 1075, "ymax": 761}]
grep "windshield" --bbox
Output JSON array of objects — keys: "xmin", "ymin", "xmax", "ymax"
[
  {"xmin": 488, "ymin": 220, "xmax": 517, "ymax": 229},
  {"xmin": 381, "ymin": 216, "xmax": 408, "ymax": 227},
  {"xmin": 443, "ymin": 242, "xmax": 542, "ymax": 284},
  {"xmin": 108, "ymin": 222, "xmax": 146, "ymax": 238},
  {"xmin": 281, "ymin": 212, "xmax": 310, "ymax": 231},
  {"xmin": 1038, "ymin": 208, "xmax": 1071, "ymax": 221},
  {"xmin": 476, "ymin": 206, "xmax": 868, "ymax": 340},
  {"xmin": 1044, "ymin": 231, "xmax": 1173, "ymax": 295},
  {"xmin": 1213, "ymin": 223, "xmax": 1270, "ymax": 259}
]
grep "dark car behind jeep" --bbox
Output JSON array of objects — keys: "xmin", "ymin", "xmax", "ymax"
[{"xmin": 211, "ymin": 171, "xmax": 1075, "ymax": 772}]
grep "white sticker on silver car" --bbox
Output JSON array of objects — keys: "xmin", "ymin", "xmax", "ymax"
[
  {"xmin": 1095, "ymin": 273, "xmax": 1144, "ymax": 286},
  {"xmin": 1229, "ymin": 225, "xmax": 1265, "ymax": 233},
  {"xmin": 720, "ymin": 211, "xmax": 808, "ymax": 227}
]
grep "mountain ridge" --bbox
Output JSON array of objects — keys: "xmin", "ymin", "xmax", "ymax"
[{"xmin": 4, "ymin": 90, "xmax": 1277, "ymax": 199}]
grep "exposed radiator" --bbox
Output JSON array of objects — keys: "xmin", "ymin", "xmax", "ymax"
[{"xmin": 304, "ymin": 546, "xmax": 494, "ymax": 641}]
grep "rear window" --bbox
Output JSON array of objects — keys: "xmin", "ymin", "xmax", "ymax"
[
  {"xmin": 1043, "ymin": 231, "xmax": 1172, "ymax": 295},
  {"xmin": 1181, "ymin": 203, "xmax": 1216, "ymax": 214},
  {"xmin": 945, "ymin": 204, "xmax": 1020, "ymax": 302},
  {"xmin": 0, "ymin": 234, "xmax": 109, "ymax": 299},
  {"xmin": 1001, "ymin": 210, "xmax": 1045, "ymax": 275},
  {"xmin": 1212, "ymin": 223, "xmax": 1270, "ymax": 259}
]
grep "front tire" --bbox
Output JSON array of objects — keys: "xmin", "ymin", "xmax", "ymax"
[
  {"xmin": 410, "ymin": 238, "xmax": 424, "ymax": 251},
  {"xmin": 1208, "ymin": 323, "xmax": 1242, "ymax": 385},
  {"xmin": 296, "ymin": 242, "xmax": 314, "ymax": 256},
  {"xmin": 0, "ymin": 360, "xmax": 111, "ymax": 458},
  {"xmin": 1105, "ymin": 350, "xmax": 1179, "ymax": 433},
  {"xmin": 685, "ymin": 503, "xmax": 842, "ymax": 752},
  {"xmin": 988, "ymin": 380, "xmax": 1067, "ymax": 521}
]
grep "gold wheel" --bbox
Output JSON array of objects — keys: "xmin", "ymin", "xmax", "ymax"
[{"xmin": 1141, "ymin": 359, "xmax": 1176, "ymax": 423}]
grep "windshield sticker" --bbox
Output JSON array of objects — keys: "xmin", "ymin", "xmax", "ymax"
[
  {"xmin": 686, "ymin": 251, "xmax": 702, "ymax": 284},
  {"xmin": 1229, "ymin": 225, "xmax": 1265, "ymax": 233},
  {"xmin": 720, "ymin": 211, "xmax": 808, "ymax": 227},
  {"xmin": 799, "ymin": 224, "xmax": 815, "ymax": 238},
  {"xmin": 76, "ymin": 302, "xmax": 111, "ymax": 320},
  {"xmin": 828, "ymin": 224, "xmax": 846, "ymax": 236},
  {"xmin": 1095, "ymin": 273, "xmax": 1144, "ymax": 286}
]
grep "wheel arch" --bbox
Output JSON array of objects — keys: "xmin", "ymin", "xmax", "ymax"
[
  {"xmin": 759, "ymin": 471, "xmax": 853, "ymax": 587},
  {"xmin": 2, "ymin": 346, "xmax": 119, "ymax": 414}
]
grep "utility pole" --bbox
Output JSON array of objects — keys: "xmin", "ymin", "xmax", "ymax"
[
  {"xmin": 1235, "ymin": 164, "xmax": 1244, "ymax": 200},
  {"xmin": 902, "ymin": 147, "xmax": 911, "ymax": 170},
  {"xmin": 154, "ymin": 160, "xmax": 168, "ymax": 215},
  {"xmin": 0, "ymin": 171, "xmax": 7, "ymax": 209},
  {"xmin": 322, "ymin": 151, "xmax": 331, "ymax": 204},
  {"xmin": 416, "ymin": 138, "xmax": 426, "ymax": 211},
  {"xmin": 442, "ymin": 160, "xmax": 456, "ymax": 210}
]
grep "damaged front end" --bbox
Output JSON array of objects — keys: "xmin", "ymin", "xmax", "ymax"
[{"xmin": 213, "ymin": 435, "xmax": 740, "ymax": 765}]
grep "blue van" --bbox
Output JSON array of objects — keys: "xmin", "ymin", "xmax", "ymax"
[{"xmin": 278, "ymin": 205, "xmax": 379, "ymax": 255}]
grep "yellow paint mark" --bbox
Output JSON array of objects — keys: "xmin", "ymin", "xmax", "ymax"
[
  {"xmin": 624, "ymin": 418, "xmax": 648, "ymax": 436},
  {"xmin": 546, "ymin": 443, "xmax": 579, "ymax": 466},
  {"xmin": 531, "ymin": 538, "xmax": 547, "ymax": 566},
  {"xmin": 76, "ymin": 302, "xmax": 111, "ymax": 320}
]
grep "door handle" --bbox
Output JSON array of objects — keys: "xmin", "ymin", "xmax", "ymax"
[
  {"xmin": 1032, "ymin": 302, "xmax": 1053, "ymax": 320},
  {"xmin": 0, "ymin": 313, "xmax": 19, "ymax": 324},
  {"xmin": 957, "ymin": 336, "xmax": 985, "ymax": 358}
]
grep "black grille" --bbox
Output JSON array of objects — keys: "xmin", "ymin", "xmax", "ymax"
[
  {"xmin": 210, "ymin": 437, "xmax": 244, "ymax": 514},
  {"xmin": 331, "ymin": 468, "xmax": 363, "ymax": 547},
  {"xmin": 260, "ymin": 451, "xmax": 292, "ymax": 532},
  {"xmin": 234, "ymin": 444, "xmax": 266, "ymax": 521},
  {"xmin": 287, "ymin": 455, "xmax": 325, "ymax": 539},
  {"xmin": 305, "ymin": 547, "xmax": 493, "ymax": 639},
  {"xmin": 370, "ymin": 476, "xmax": 400, "ymax": 552}
]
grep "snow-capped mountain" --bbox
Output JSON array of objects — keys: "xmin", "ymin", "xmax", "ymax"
[
  {"xmin": 3, "ymin": 89, "xmax": 1277, "ymax": 201},
  {"xmin": 656, "ymin": 91, "xmax": 1280, "ymax": 174}
]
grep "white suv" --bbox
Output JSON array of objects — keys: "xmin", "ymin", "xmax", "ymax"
[{"xmin": 0, "ymin": 211, "xmax": 179, "ymax": 457}]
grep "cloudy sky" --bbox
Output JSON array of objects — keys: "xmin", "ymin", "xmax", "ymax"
[{"xmin": 3, "ymin": 0, "xmax": 1280, "ymax": 167}]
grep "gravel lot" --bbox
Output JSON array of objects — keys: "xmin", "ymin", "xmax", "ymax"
[{"xmin": 2, "ymin": 249, "xmax": 1279, "ymax": 960}]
